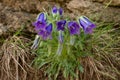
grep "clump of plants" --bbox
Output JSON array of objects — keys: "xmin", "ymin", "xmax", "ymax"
[{"xmin": 31, "ymin": 6, "xmax": 97, "ymax": 79}]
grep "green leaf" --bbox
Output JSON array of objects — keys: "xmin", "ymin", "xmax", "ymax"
[
  {"xmin": 78, "ymin": 65, "xmax": 84, "ymax": 73},
  {"xmin": 70, "ymin": 70, "xmax": 77, "ymax": 78}
]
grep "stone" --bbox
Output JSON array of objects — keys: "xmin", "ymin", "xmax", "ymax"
[
  {"xmin": 110, "ymin": 0, "xmax": 120, "ymax": 6},
  {"xmin": 0, "ymin": 3, "xmax": 36, "ymax": 36},
  {"xmin": 67, "ymin": 0, "xmax": 91, "ymax": 11},
  {"xmin": 0, "ymin": 0, "xmax": 41, "ymax": 13},
  {"xmin": 67, "ymin": 0, "xmax": 120, "ymax": 25},
  {"xmin": 92, "ymin": 0, "xmax": 120, "ymax": 6}
]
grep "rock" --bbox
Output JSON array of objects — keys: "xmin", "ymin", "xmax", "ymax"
[
  {"xmin": 0, "ymin": 0, "xmax": 60, "ymax": 36},
  {"xmin": 67, "ymin": 0, "xmax": 120, "ymax": 25},
  {"xmin": 0, "ymin": 3, "xmax": 36, "ymax": 36},
  {"xmin": 66, "ymin": 0, "xmax": 92, "ymax": 19},
  {"xmin": 111, "ymin": 0, "xmax": 120, "ymax": 6},
  {"xmin": 67, "ymin": 0, "xmax": 90, "ymax": 12},
  {"xmin": 92, "ymin": 0, "xmax": 120, "ymax": 6},
  {"xmin": 0, "ymin": 0, "xmax": 42, "ymax": 13},
  {"xmin": 0, "ymin": 0, "xmax": 55, "ymax": 13}
]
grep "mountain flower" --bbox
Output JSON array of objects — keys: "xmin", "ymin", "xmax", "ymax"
[
  {"xmin": 79, "ymin": 16, "xmax": 96, "ymax": 34},
  {"xmin": 33, "ymin": 13, "xmax": 47, "ymax": 31},
  {"xmin": 68, "ymin": 21, "xmax": 80, "ymax": 45},
  {"xmin": 38, "ymin": 23, "xmax": 52, "ymax": 40},
  {"xmin": 57, "ymin": 20, "xmax": 66, "ymax": 31},
  {"xmin": 68, "ymin": 21, "xmax": 80, "ymax": 35},
  {"xmin": 58, "ymin": 8, "xmax": 63, "ymax": 16},
  {"xmin": 56, "ymin": 20, "xmax": 66, "ymax": 43},
  {"xmin": 52, "ymin": 6, "xmax": 63, "ymax": 16},
  {"xmin": 52, "ymin": 6, "xmax": 58, "ymax": 14},
  {"xmin": 56, "ymin": 20, "xmax": 66, "ymax": 55}
]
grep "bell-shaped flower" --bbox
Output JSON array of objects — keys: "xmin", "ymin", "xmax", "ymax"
[
  {"xmin": 56, "ymin": 20, "xmax": 66, "ymax": 31},
  {"xmin": 38, "ymin": 23, "xmax": 52, "ymax": 40},
  {"xmin": 31, "ymin": 35, "xmax": 40, "ymax": 49},
  {"xmin": 59, "ymin": 8, "xmax": 63, "ymax": 15},
  {"xmin": 58, "ymin": 31, "xmax": 64, "ymax": 43},
  {"xmin": 68, "ymin": 21, "xmax": 80, "ymax": 35},
  {"xmin": 79, "ymin": 16, "xmax": 96, "ymax": 34},
  {"xmin": 52, "ymin": 6, "xmax": 63, "ymax": 16},
  {"xmin": 33, "ymin": 13, "xmax": 47, "ymax": 31},
  {"xmin": 52, "ymin": 6, "xmax": 58, "ymax": 14}
]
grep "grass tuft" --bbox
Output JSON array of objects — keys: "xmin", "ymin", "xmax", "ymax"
[{"xmin": 0, "ymin": 36, "xmax": 37, "ymax": 80}]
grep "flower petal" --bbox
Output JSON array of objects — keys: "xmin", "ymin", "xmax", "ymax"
[
  {"xmin": 37, "ymin": 13, "xmax": 46, "ymax": 22},
  {"xmin": 57, "ymin": 20, "xmax": 66, "ymax": 31},
  {"xmin": 59, "ymin": 8, "xmax": 63, "ymax": 15},
  {"xmin": 46, "ymin": 23, "xmax": 52, "ymax": 33},
  {"xmin": 33, "ymin": 21, "xmax": 46, "ymax": 31},
  {"xmin": 79, "ymin": 16, "xmax": 96, "ymax": 34},
  {"xmin": 68, "ymin": 21, "xmax": 80, "ymax": 35},
  {"xmin": 52, "ymin": 6, "xmax": 58, "ymax": 14},
  {"xmin": 38, "ymin": 23, "xmax": 52, "ymax": 40}
]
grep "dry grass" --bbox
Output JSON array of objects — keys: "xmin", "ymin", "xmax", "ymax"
[
  {"xmin": 79, "ymin": 53, "xmax": 120, "ymax": 80},
  {"xmin": 78, "ymin": 27, "xmax": 120, "ymax": 80},
  {"xmin": 0, "ymin": 36, "xmax": 44, "ymax": 80}
]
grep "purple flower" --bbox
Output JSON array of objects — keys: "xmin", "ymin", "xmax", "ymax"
[
  {"xmin": 68, "ymin": 21, "xmax": 80, "ymax": 35},
  {"xmin": 38, "ymin": 23, "xmax": 52, "ymax": 40},
  {"xmin": 33, "ymin": 13, "xmax": 47, "ymax": 31},
  {"xmin": 79, "ymin": 16, "xmax": 96, "ymax": 34},
  {"xmin": 56, "ymin": 20, "xmax": 66, "ymax": 31},
  {"xmin": 52, "ymin": 6, "xmax": 63, "ymax": 15},
  {"xmin": 52, "ymin": 6, "xmax": 58, "ymax": 14},
  {"xmin": 37, "ymin": 13, "xmax": 46, "ymax": 22},
  {"xmin": 59, "ymin": 8, "xmax": 63, "ymax": 15}
]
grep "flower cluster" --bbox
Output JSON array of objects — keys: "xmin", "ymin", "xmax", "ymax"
[
  {"xmin": 32, "ymin": 6, "xmax": 96, "ymax": 54},
  {"xmin": 52, "ymin": 6, "xmax": 63, "ymax": 16},
  {"xmin": 33, "ymin": 13, "xmax": 52, "ymax": 40}
]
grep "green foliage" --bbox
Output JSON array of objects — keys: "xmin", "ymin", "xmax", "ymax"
[
  {"xmin": 32, "ymin": 25, "xmax": 95, "ymax": 79},
  {"xmin": 32, "ymin": 22, "xmax": 119, "ymax": 79},
  {"xmin": 31, "ymin": 6, "xmax": 119, "ymax": 80}
]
